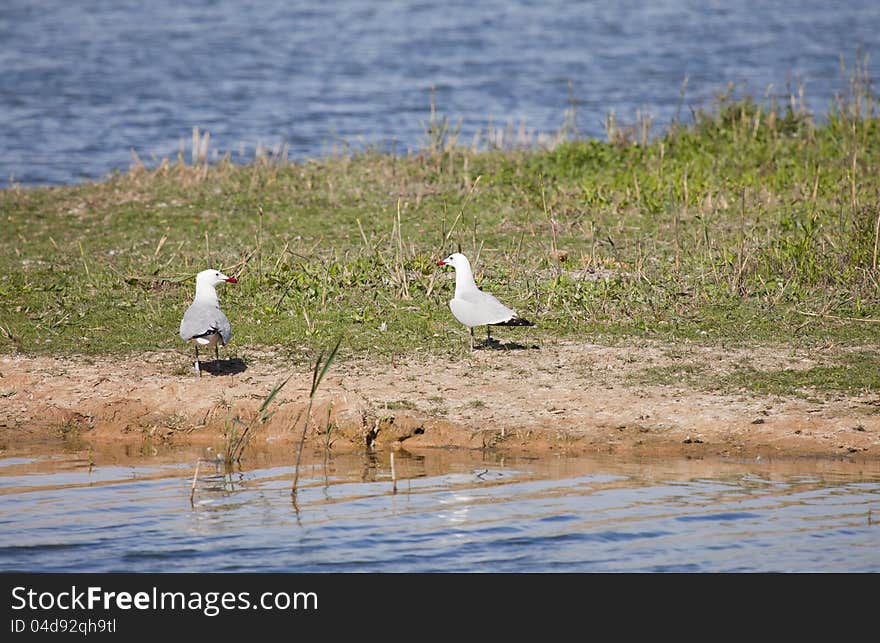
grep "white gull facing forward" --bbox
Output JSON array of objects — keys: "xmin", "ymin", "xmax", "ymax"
[
  {"xmin": 180, "ymin": 269, "xmax": 237, "ymax": 375},
  {"xmin": 437, "ymin": 252, "xmax": 533, "ymax": 351}
]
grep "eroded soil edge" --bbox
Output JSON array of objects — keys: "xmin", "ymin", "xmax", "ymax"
[{"xmin": 1, "ymin": 340, "xmax": 879, "ymax": 461}]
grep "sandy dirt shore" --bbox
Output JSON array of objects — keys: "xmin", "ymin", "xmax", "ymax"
[{"xmin": 1, "ymin": 339, "xmax": 878, "ymax": 462}]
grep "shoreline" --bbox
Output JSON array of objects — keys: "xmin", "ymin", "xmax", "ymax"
[{"xmin": 2, "ymin": 340, "xmax": 878, "ymax": 463}]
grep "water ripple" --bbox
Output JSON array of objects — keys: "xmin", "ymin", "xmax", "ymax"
[
  {"xmin": 1, "ymin": 1, "xmax": 878, "ymax": 185},
  {"xmin": 0, "ymin": 449, "xmax": 878, "ymax": 572}
]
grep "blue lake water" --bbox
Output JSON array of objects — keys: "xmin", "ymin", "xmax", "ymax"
[
  {"xmin": 0, "ymin": 446, "xmax": 877, "ymax": 572},
  {"xmin": 2, "ymin": 1, "xmax": 879, "ymax": 574},
  {"xmin": 1, "ymin": 0, "xmax": 878, "ymax": 186}
]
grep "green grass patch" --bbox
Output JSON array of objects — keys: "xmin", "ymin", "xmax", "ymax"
[
  {"xmin": 2, "ymin": 64, "xmax": 880, "ymax": 394},
  {"xmin": 632, "ymin": 349, "xmax": 880, "ymax": 397},
  {"xmin": 715, "ymin": 350, "xmax": 880, "ymax": 397},
  {"xmin": 635, "ymin": 363, "xmax": 712, "ymax": 389}
]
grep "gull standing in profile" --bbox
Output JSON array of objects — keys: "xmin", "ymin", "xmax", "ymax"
[
  {"xmin": 179, "ymin": 269, "xmax": 237, "ymax": 375},
  {"xmin": 437, "ymin": 252, "xmax": 533, "ymax": 351}
]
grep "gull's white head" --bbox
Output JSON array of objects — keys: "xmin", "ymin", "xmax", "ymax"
[
  {"xmin": 437, "ymin": 253, "xmax": 470, "ymax": 271},
  {"xmin": 197, "ymin": 269, "xmax": 238, "ymax": 288}
]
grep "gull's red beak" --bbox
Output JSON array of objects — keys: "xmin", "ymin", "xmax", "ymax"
[
  {"xmin": 226, "ymin": 276, "xmax": 238, "ymax": 283},
  {"xmin": 437, "ymin": 260, "xmax": 446, "ymax": 266}
]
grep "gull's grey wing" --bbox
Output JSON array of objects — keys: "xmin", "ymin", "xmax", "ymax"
[
  {"xmin": 451, "ymin": 288, "xmax": 516, "ymax": 327},
  {"xmin": 457, "ymin": 288, "xmax": 515, "ymax": 321},
  {"xmin": 180, "ymin": 303, "xmax": 232, "ymax": 344},
  {"xmin": 215, "ymin": 309, "xmax": 232, "ymax": 344}
]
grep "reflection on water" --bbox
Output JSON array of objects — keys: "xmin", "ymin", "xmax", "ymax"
[{"xmin": 0, "ymin": 444, "xmax": 877, "ymax": 572}]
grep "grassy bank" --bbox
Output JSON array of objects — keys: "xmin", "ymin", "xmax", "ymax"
[{"xmin": 2, "ymin": 75, "xmax": 879, "ymax": 394}]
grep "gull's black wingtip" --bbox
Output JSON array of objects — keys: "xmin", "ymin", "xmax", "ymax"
[
  {"xmin": 495, "ymin": 316, "xmax": 535, "ymax": 327},
  {"xmin": 189, "ymin": 326, "xmax": 221, "ymax": 340}
]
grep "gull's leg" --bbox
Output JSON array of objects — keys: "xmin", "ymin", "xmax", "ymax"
[
  {"xmin": 469, "ymin": 327, "xmax": 475, "ymax": 352},
  {"xmin": 214, "ymin": 344, "xmax": 219, "ymax": 362},
  {"xmin": 194, "ymin": 346, "xmax": 201, "ymax": 377},
  {"xmin": 487, "ymin": 326, "xmax": 492, "ymax": 342}
]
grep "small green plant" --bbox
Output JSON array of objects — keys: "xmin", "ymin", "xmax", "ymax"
[
  {"xmin": 222, "ymin": 372, "xmax": 292, "ymax": 466},
  {"xmin": 292, "ymin": 334, "xmax": 344, "ymax": 495},
  {"xmin": 323, "ymin": 409, "xmax": 335, "ymax": 451},
  {"xmin": 385, "ymin": 399, "xmax": 417, "ymax": 411}
]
